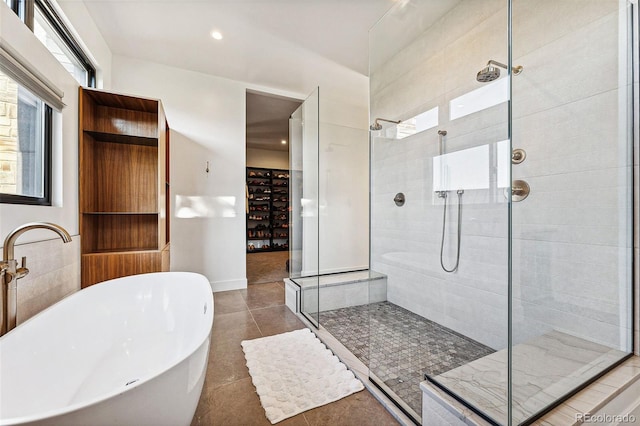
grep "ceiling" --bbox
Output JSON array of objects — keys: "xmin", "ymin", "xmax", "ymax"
[
  {"xmin": 68, "ymin": 0, "xmax": 397, "ymax": 95},
  {"xmin": 246, "ymin": 91, "xmax": 301, "ymax": 151},
  {"xmin": 63, "ymin": 0, "xmax": 399, "ymax": 151}
]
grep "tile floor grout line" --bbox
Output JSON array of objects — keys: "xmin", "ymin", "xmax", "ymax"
[
  {"xmin": 248, "ymin": 303, "xmax": 286, "ymax": 313},
  {"xmin": 246, "ymin": 304, "xmax": 265, "ymax": 337},
  {"xmin": 238, "ymin": 292, "xmax": 267, "ymax": 338}
]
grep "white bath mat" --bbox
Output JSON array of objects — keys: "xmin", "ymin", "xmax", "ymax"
[{"xmin": 241, "ymin": 328, "xmax": 364, "ymax": 424}]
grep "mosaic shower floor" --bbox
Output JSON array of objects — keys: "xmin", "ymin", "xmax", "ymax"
[{"xmin": 321, "ymin": 302, "xmax": 495, "ymax": 417}]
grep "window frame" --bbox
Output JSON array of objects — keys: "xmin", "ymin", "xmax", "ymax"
[
  {"xmin": 1, "ymin": 0, "xmax": 94, "ymax": 206},
  {"xmin": 4, "ymin": 0, "xmax": 96, "ymax": 87},
  {"xmin": 4, "ymin": 0, "xmax": 34, "ymax": 30},
  {"xmin": 33, "ymin": 0, "xmax": 96, "ymax": 87},
  {"xmin": 0, "ymin": 103, "xmax": 53, "ymax": 206}
]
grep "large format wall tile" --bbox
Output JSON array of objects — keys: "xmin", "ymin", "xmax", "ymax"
[
  {"xmin": 13, "ymin": 237, "xmax": 81, "ymax": 324},
  {"xmin": 370, "ymin": 0, "xmax": 634, "ymax": 352}
]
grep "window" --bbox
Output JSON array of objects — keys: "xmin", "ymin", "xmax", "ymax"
[
  {"xmin": 33, "ymin": 0, "xmax": 95, "ymax": 87},
  {"xmin": 3, "ymin": 0, "xmax": 33, "ymax": 29},
  {"xmin": 3, "ymin": 0, "xmax": 96, "ymax": 87},
  {"xmin": 2, "ymin": 0, "xmax": 93, "ymax": 206},
  {"xmin": 0, "ymin": 69, "xmax": 52, "ymax": 205}
]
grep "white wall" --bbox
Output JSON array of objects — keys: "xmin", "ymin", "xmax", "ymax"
[
  {"xmin": 112, "ymin": 55, "xmax": 371, "ymax": 290},
  {"xmin": 111, "ymin": 55, "xmax": 251, "ymax": 292},
  {"xmin": 246, "ymin": 148, "xmax": 289, "ymax": 170},
  {"xmin": 319, "ymin": 97, "xmax": 369, "ymax": 274},
  {"xmin": 0, "ymin": 1, "xmax": 110, "ymax": 320},
  {"xmin": 370, "ymin": 0, "xmax": 634, "ymax": 350},
  {"xmin": 56, "ymin": 0, "xmax": 112, "ymax": 89}
]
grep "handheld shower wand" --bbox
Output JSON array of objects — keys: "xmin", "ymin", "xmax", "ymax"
[
  {"xmin": 435, "ymin": 129, "xmax": 463, "ymax": 273},
  {"xmin": 440, "ymin": 189, "xmax": 464, "ymax": 273}
]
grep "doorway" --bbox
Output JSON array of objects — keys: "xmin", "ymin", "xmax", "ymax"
[{"xmin": 245, "ymin": 90, "xmax": 302, "ymax": 285}]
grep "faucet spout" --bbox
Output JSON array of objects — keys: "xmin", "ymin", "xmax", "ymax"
[
  {"xmin": 2, "ymin": 222, "xmax": 72, "ymax": 262},
  {"xmin": 1, "ymin": 222, "xmax": 72, "ymax": 336}
]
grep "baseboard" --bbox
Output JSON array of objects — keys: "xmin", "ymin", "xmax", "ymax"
[{"xmin": 211, "ymin": 278, "xmax": 247, "ymax": 292}]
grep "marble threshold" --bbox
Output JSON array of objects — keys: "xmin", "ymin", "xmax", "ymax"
[{"xmin": 426, "ymin": 330, "xmax": 639, "ymax": 425}]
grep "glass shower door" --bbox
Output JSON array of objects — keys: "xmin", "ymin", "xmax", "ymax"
[
  {"xmin": 289, "ymin": 88, "xmax": 320, "ymax": 327},
  {"xmin": 368, "ymin": 1, "xmax": 511, "ymax": 423},
  {"xmin": 368, "ymin": 0, "xmax": 635, "ymax": 424},
  {"xmin": 508, "ymin": 0, "xmax": 635, "ymax": 423}
]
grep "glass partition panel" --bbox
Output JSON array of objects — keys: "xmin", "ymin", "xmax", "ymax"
[
  {"xmin": 509, "ymin": 0, "xmax": 635, "ymax": 423},
  {"xmin": 369, "ymin": 1, "xmax": 510, "ymax": 423},
  {"xmin": 289, "ymin": 87, "xmax": 320, "ymax": 327}
]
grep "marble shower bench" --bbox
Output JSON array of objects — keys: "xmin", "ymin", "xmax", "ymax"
[{"xmin": 284, "ymin": 270, "xmax": 387, "ymax": 315}]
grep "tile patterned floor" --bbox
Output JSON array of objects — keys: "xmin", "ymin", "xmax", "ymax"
[
  {"xmin": 191, "ymin": 282, "xmax": 399, "ymax": 426},
  {"xmin": 321, "ymin": 302, "xmax": 495, "ymax": 417}
]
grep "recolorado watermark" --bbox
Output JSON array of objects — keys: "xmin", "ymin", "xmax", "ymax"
[{"xmin": 575, "ymin": 413, "xmax": 637, "ymax": 423}]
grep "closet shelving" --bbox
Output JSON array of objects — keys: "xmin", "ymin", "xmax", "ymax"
[
  {"xmin": 79, "ymin": 87, "xmax": 170, "ymax": 287},
  {"xmin": 246, "ymin": 167, "xmax": 289, "ymax": 253}
]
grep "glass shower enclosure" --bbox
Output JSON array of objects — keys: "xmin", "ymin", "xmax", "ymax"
[
  {"xmin": 366, "ymin": 0, "xmax": 636, "ymax": 424},
  {"xmin": 289, "ymin": 88, "xmax": 320, "ymax": 327}
]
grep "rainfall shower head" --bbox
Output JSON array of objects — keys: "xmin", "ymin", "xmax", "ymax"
[
  {"xmin": 370, "ymin": 118, "xmax": 401, "ymax": 131},
  {"xmin": 477, "ymin": 64, "xmax": 501, "ymax": 82},
  {"xmin": 476, "ymin": 60, "xmax": 523, "ymax": 82}
]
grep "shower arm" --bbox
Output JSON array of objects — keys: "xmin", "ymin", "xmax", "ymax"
[
  {"xmin": 486, "ymin": 60, "xmax": 523, "ymax": 75},
  {"xmin": 487, "ymin": 59, "xmax": 508, "ymax": 69},
  {"xmin": 374, "ymin": 118, "xmax": 401, "ymax": 126},
  {"xmin": 370, "ymin": 118, "xmax": 402, "ymax": 130}
]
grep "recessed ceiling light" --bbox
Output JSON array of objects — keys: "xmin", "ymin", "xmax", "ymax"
[
  {"xmin": 211, "ymin": 30, "xmax": 223, "ymax": 40},
  {"xmin": 281, "ymin": 140, "xmax": 287, "ymax": 145}
]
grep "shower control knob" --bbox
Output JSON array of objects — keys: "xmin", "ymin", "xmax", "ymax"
[
  {"xmin": 512, "ymin": 148, "xmax": 526, "ymax": 164},
  {"xmin": 506, "ymin": 179, "xmax": 530, "ymax": 202}
]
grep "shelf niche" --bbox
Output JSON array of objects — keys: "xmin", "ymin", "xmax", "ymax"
[{"xmin": 79, "ymin": 87, "xmax": 170, "ymax": 287}]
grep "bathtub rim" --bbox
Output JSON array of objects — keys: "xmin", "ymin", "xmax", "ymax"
[{"xmin": 0, "ymin": 271, "xmax": 214, "ymax": 426}]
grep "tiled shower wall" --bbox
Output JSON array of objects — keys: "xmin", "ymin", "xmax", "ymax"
[{"xmin": 370, "ymin": 0, "xmax": 635, "ymax": 351}]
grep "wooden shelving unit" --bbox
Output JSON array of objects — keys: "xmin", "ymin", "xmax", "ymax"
[
  {"xmin": 79, "ymin": 87, "xmax": 170, "ymax": 287},
  {"xmin": 246, "ymin": 167, "xmax": 289, "ymax": 253}
]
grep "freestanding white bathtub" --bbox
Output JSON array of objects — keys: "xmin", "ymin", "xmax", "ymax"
[{"xmin": 0, "ymin": 272, "xmax": 214, "ymax": 426}]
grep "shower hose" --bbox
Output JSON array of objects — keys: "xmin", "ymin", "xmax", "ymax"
[{"xmin": 440, "ymin": 189, "xmax": 464, "ymax": 273}]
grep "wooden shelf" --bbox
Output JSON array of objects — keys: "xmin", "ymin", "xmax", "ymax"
[
  {"xmin": 246, "ymin": 247, "xmax": 288, "ymax": 254},
  {"xmin": 84, "ymin": 130, "xmax": 158, "ymax": 146},
  {"xmin": 81, "ymin": 244, "xmax": 169, "ymax": 287},
  {"xmin": 79, "ymin": 87, "xmax": 170, "ymax": 287},
  {"xmin": 83, "ymin": 88, "xmax": 159, "ymax": 112},
  {"xmin": 83, "ymin": 247, "xmax": 162, "ymax": 255},
  {"xmin": 83, "ymin": 212, "xmax": 159, "ymax": 215}
]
